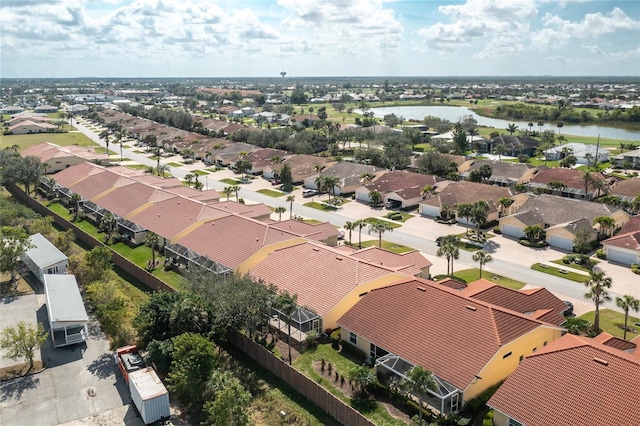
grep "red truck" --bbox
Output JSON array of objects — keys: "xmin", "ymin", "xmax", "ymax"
[{"xmin": 115, "ymin": 345, "xmax": 170, "ymax": 425}]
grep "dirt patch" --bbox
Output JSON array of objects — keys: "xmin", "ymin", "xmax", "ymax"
[
  {"xmin": 0, "ymin": 360, "xmax": 46, "ymax": 381},
  {"xmin": 310, "ymin": 361, "xmax": 412, "ymax": 424}
]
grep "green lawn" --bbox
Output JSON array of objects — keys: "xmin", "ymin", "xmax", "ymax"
[
  {"xmin": 359, "ymin": 240, "xmax": 414, "ymax": 253},
  {"xmin": 192, "ymin": 169, "xmax": 209, "ymax": 175},
  {"xmin": 303, "ymin": 201, "xmax": 337, "ymax": 212},
  {"xmin": 303, "ymin": 219, "xmax": 323, "ymax": 225},
  {"xmin": 363, "ymin": 217, "xmax": 402, "ymax": 229},
  {"xmin": 167, "ymin": 162, "xmax": 183, "ymax": 167},
  {"xmin": 257, "ymin": 189, "xmax": 285, "ymax": 197},
  {"xmin": 384, "ymin": 211, "xmax": 414, "ymax": 223},
  {"xmin": 126, "ymin": 164, "xmax": 150, "ymax": 170},
  {"xmin": 550, "ymin": 259, "xmax": 598, "ymax": 273},
  {"xmin": 447, "ymin": 269, "xmax": 526, "ymax": 290},
  {"xmin": 293, "ymin": 344, "xmax": 406, "ymax": 426},
  {"xmin": 1, "ymin": 132, "xmax": 96, "ymax": 150},
  {"xmin": 220, "ymin": 178, "xmax": 242, "ymax": 185},
  {"xmin": 579, "ymin": 309, "xmax": 640, "ymax": 341},
  {"xmin": 531, "ymin": 263, "xmax": 589, "ymax": 282}
]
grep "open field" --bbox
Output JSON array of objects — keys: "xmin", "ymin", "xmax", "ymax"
[{"xmin": 0, "ymin": 132, "xmax": 96, "ymax": 149}]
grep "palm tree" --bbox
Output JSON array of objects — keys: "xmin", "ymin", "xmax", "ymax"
[
  {"xmin": 356, "ymin": 219, "xmax": 367, "ymax": 249},
  {"xmin": 322, "ymin": 175, "xmax": 340, "ymax": 201},
  {"xmin": 277, "ymin": 291, "xmax": 297, "ymax": 365},
  {"xmin": 523, "ymin": 225, "xmax": 544, "ymax": 243},
  {"xmin": 557, "ymin": 121, "xmax": 564, "ymax": 135},
  {"xmin": 584, "ymin": 153, "xmax": 593, "ymax": 169},
  {"xmin": 101, "ymin": 211, "xmax": 117, "ymax": 241},
  {"xmin": 274, "ymin": 206, "xmax": 286, "ymax": 221},
  {"xmin": 402, "ymin": 366, "xmax": 438, "ymax": 425},
  {"xmin": 99, "ymin": 129, "xmax": 111, "ymax": 156},
  {"xmin": 506, "ymin": 123, "xmax": 518, "ymax": 135},
  {"xmin": 471, "ymin": 200, "xmax": 490, "ymax": 239},
  {"xmin": 632, "ymin": 194, "xmax": 640, "ymax": 215},
  {"xmin": 369, "ymin": 190, "xmax": 383, "ymax": 208},
  {"xmin": 584, "ymin": 271, "xmax": 612, "ymax": 333},
  {"xmin": 360, "ymin": 172, "xmax": 375, "ymax": 185},
  {"xmin": 564, "ymin": 317, "xmax": 592, "ymax": 335},
  {"xmin": 455, "ymin": 203, "xmax": 474, "ymax": 236},
  {"xmin": 159, "ymin": 164, "xmax": 170, "ymax": 178},
  {"xmin": 592, "ymin": 216, "xmax": 615, "ymax": 240},
  {"xmin": 193, "ymin": 180, "xmax": 204, "ymax": 191},
  {"xmin": 314, "ymin": 175, "xmax": 327, "ymax": 196},
  {"xmin": 344, "ymin": 221, "xmax": 356, "ymax": 245},
  {"xmin": 496, "ymin": 197, "xmax": 514, "ymax": 217},
  {"xmin": 537, "ymin": 120, "xmax": 544, "ymax": 134},
  {"xmin": 229, "ymin": 185, "xmax": 241, "ymax": 202},
  {"xmin": 144, "ymin": 231, "xmax": 160, "ymax": 270},
  {"xmin": 437, "ymin": 235, "xmax": 461, "ymax": 276},
  {"xmin": 493, "ymin": 144, "xmax": 508, "ymax": 162},
  {"xmin": 527, "ymin": 122, "xmax": 534, "ymax": 134},
  {"xmin": 368, "ymin": 221, "xmax": 394, "ymax": 248},
  {"xmin": 184, "ymin": 173, "xmax": 195, "ymax": 187},
  {"xmin": 286, "ymin": 195, "xmax": 295, "ymax": 219},
  {"xmin": 615, "ymin": 295, "xmax": 640, "ymax": 340},
  {"xmin": 472, "ymin": 250, "xmax": 493, "ymax": 279},
  {"xmin": 421, "ymin": 185, "xmax": 436, "ymax": 200},
  {"xmin": 69, "ymin": 192, "xmax": 82, "ymax": 221},
  {"xmin": 349, "ymin": 365, "xmax": 376, "ymax": 399},
  {"xmin": 223, "ymin": 186, "xmax": 234, "ymax": 201}
]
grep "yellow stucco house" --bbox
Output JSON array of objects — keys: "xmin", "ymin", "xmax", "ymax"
[{"xmin": 337, "ymin": 278, "xmax": 564, "ymax": 416}]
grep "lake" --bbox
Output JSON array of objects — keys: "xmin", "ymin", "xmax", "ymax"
[{"xmin": 368, "ymin": 105, "xmax": 640, "ymax": 141}]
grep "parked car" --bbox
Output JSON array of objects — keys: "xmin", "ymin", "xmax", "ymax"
[
  {"xmin": 562, "ymin": 301, "xmax": 574, "ymax": 317},
  {"xmin": 436, "ymin": 236, "xmax": 444, "ymax": 246},
  {"xmin": 303, "ymin": 189, "xmax": 318, "ymax": 197},
  {"xmin": 271, "ymin": 179, "xmax": 281, "ymax": 185}
]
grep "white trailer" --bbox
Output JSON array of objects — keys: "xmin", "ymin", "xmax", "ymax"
[{"xmin": 128, "ymin": 367, "xmax": 170, "ymax": 425}]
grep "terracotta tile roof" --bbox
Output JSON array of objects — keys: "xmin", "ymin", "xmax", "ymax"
[
  {"xmin": 43, "ymin": 162, "xmax": 97, "ymax": 187},
  {"xmin": 435, "ymin": 277, "xmax": 468, "ymax": 290},
  {"xmin": 268, "ymin": 219, "xmax": 338, "ymax": 243},
  {"xmin": 488, "ymin": 333, "xmax": 640, "ymax": 426},
  {"xmin": 132, "ymin": 175, "xmax": 183, "ymax": 188},
  {"xmin": 531, "ymin": 168, "xmax": 606, "ymax": 191},
  {"xmin": 214, "ymin": 201, "xmax": 272, "ymax": 219},
  {"xmin": 175, "ymin": 215, "xmax": 300, "ymax": 270},
  {"xmin": 266, "ymin": 155, "xmax": 330, "ymax": 183},
  {"xmin": 337, "ymin": 278, "xmax": 556, "ymax": 390},
  {"xmin": 162, "ymin": 186, "xmax": 220, "ymax": 203},
  {"xmin": 462, "ymin": 279, "xmax": 567, "ymax": 326},
  {"xmin": 93, "ymin": 182, "xmax": 158, "ymax": 217},
  {"xmin": 349, "ymin": 246, "xmax": 432, "ymax": 276},
  {"xmin": 426, "ymin": 181, "xmax": 513, "ymax": 212},
  {"xmin": 364, "ymin": 170, "xmax": 437, "ymax": 197},
  {"xmin": 249, "ymin": 242, "xmax": 404, "ymax": 316},
  {"xmin": 610, "ymin": 178, "xmax": 640, "ymax": 197},
  {"xmin": 65, "ymin": 171, "xmax": 126, "ymax": 200},
  {"xmin": 619, "ymin": 216, "xmax": 640, "ymax": 234},
  {"xmin": 602, "ymin": 230, "xmax": 640, "ymax": 251}
]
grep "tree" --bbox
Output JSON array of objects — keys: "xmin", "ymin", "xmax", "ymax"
[
  {"xmin": 349, "ymin": 364, "xmax": 376, "ymax": 399},
  {"xmin": 369, "ymin": 190, "xmax": 383, "ymax": 208},
  {"xmin": 223, "ymin": 186, "xmax": 233, "ymax": 201},
  {"xmin": 368, "ymin": 221, "xmax": 394, "ymax": 247},
  {"xmin": 286, "ymin": 195, "xmax": 295, "ymax": 219},
  {"xmin": 421, "ymin": 185, "xmax": 436, "ymax": 200},
  {"xmin": 76, "ymin": 246, "xmax": 113, "ymax": 285},
  {"xmin": 452, "ymin": 123, "xmax": 468, "ymax": 154},
  {"xmin": 437, "ymin": 235, "xmax": 461, "ymax": 276},
  {"xmin": 344, "ymin": 221, "xmax": 356, "ymax": 245},
  {"xmin": 507, "ymin": 123, "xmax": 518, "ymax": 135},
  {"xmin": 564, "ymin": 317, "xmax": 591, "ymax": 335},
  {"xmin": 557, "ymin": 121, "xmax": 564, "ymax": 135},
  {"xmin": 593, "ymin": 216, "xmax": 615, "ymax": 240},
  {"xmin": 166, "ymin": 332, "xmax": 218, "ymax": 404},
  {"xmin": 0, "ymin": 321, "xmax": 47, "ymax": 370},
  {"xmin": 584, "ymin": 270, "xmax": 612, "ymax": 333},
  {"xmin": 277, "ymin": 291, "xmax": 298, "ymax": 365},
  {"xmin": 471, "ymin": 200, "xmax": 490, "ymax": 239},
  {"xmin": 274, "ymin": 206, "xmax": 286, "ymax": 221},
  {"xmin": 184, "ymin": 173, "xmax": 195, "ymax": 187},
  {"xmin": 456, "ymin": 203, "xmax": 474, "ymax": 236},
  {"xmin": 144, "ymin": 231, "xmax": 159, "ymax": 270},
  {"xmin": 86, "ymin": 279, "xmax": 132, "ymax": 347},
  {"xmin": 100, "ymin": 211, "xmax": 117, "ymax": 241},
  {"xmin": 0, "ymin": 226, "xmax": 32, "ymax": 289},
  {"xmin": 523, "ymin": 225, "xmax": 544, "ymax": 243},
  {"xmin": 234, "ymin": 158, "xmax": 252, "ymax": 181},
  {"xmin": 99, "ymin": 129, "xmax": 111, "ymax": 156},
  {"xmin": 537, "ymin": 120, "xmax": 544, "ymax": 133},
  {"xmin": 360, "ymin": 172, "xmax": 375, "ymax": 185},
  {"xmin": 615, "ymin": 295, "xmax": 640, "ymax": 340},
  {"xmin": 356, "ymin": 219, "xmax": 367, "ymax": 249},
  {"xmin": 322, "ymin": 175, "xmax": 340, "ymax": 201},
  {"xmin": 229, "ymin": 184, "xmax": 240, "ymax": 202},
  {"xmin": 582, "ymin": 170, "xmax": 607, "ymax": 199},
  {"xmin": 194, "ymin": 180, "xmax": 204, "ymax": 191},
  {"xmin": 493, "ymin": 144, "xmax": 507, "ymax": 162},
  {"xmin": 280, "ymin": 163, "xmax": 293, "ymax": 192},
  {"xmin": 69, "ymin": 192, "xmax": 82, "ymax": 221},
  {"xmin": 573, "ymin": 227, "xmax": 593, "ymax": 254},
  {"xmin": 402, "ymin": 366, "xmax": 438, "ymax": 425},
  {"xmin": 202, "ymin": 371, "xmax": 252, "ymax": 426},
  {"xmin": 133, "ymin": 292, "xmax": 184, "ymax": 348},
  {"xmin": 496, "ymin": 197, "xmax": 514, "ymax": 216},
  {"xmin": 472, "ymin": 250, "xmax": 493, "ymax": 278}
]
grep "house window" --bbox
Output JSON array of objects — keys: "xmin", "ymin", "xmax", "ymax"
[
  {"xmin": 450, "ymin": 393, "xmax": 459, "ymax": 413},
  {"xmin": 502, "ymin": 351, "xmax": 512, "ymax": 359},
  {"xmin": 532, "ymin": 347, "xmax": 537, "ymax": 352},
  {"xmin": 519, "ymin": 355, "xmax": 524, "ymax": 363},
  {"xmin": 543, "ymin": 341, "xmax": 547, "ymax": 346},
  {"xmin": 349, "ymin": 332, "xmax": 357, "ymax": 345}
]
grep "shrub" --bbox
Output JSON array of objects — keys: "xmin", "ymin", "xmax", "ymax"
[
  {"xmin": 493, "ymin": 227, "xmax": 502, "ymax": 235},
  {"xmin": 632, "ymin": 264, "xmax": 640, "ymax": 275},
  {"xmin": 596, "ymin": 249, "xmax": 606, "ymax": 259},
  {"xmin": 341, "ymin": 341, "xmax": 367, "ymax": 361}
]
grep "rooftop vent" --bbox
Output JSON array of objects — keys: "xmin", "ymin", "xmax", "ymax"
[
  {"xmin": 466, "ymin": 305, "xmax": 477, "ymax": 311},
  {"xmin": 416, "ymin": 287, "xmax": 426, "ymax": 292},
  {"xmin": 593, "ymin": 358, "xmax": 609, "ymax": 366}
]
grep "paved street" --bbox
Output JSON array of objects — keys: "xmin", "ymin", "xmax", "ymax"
[{"xmin": 72, "ymin": 119, "xmax": 639, "ymax": 314}]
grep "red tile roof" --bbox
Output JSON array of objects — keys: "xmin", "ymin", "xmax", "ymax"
[
  {"xmin": 603, "ymin": 230, "xmax": 640, "ymax": 251},
  {"xmin": 249, "ymin": 242, "xmax": 404, "ymax": 316},
  {"xmin": 337, "ymin": 278, "xmax": 557, "ymax": 390},
  {"xmin": 348, "ymin": 246, "xmax": 432, "ymax": 276},
  {"xmin": 462, "ymin": 279, "xmax": 567, "ymax": 325},
  {"xmin": 619, "ymin": 216, "xmax": 640, "ymax": 234},
  {"xmin": 531, "ymin": 167, "xmax": 605, "ymax": 191},
  {"xmin": 268, "ymin": 219, "xmax": 338, "ymax": 244},
  {"xmin": 488, "ymin": 333, "xmax": 640, "ymax": 426},
  {"xmin": 94, "ymin": 182, "xmax": 159, "ymax": 217}
]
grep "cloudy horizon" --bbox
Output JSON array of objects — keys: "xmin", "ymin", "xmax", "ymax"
[{"xmin": 1, "ymin": 0, "xmax": 639, "ymax": 79}]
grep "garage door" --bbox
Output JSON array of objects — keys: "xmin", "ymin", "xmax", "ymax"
[
  {"xmin": 549, "ymin": 234, "xmax": 574, "ymax": 251},
  {"xmin": 501, "ymin": 224, "xmax": 523, "ymax": 238},
  {"xmin": 356, "ymin": 191, "xmax": 370, "ymax": 203},
  {"xmin": 421, "ymin": 205, "xmax": 440, "ymax": 217},
  {"xmin": 606, "ymin": 248, "xmax": 638, "ymax": 266}
]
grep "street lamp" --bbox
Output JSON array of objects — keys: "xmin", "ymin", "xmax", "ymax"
[{"xmin": 280, "ymin": 71, "xmax": 287, "ymax": 105}]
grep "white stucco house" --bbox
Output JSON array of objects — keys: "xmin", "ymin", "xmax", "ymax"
[{"xmin": 20, "ymin": 233, "xmax": 68, "ymax": 284}]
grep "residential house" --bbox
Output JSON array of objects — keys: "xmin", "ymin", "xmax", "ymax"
[
  {"xmin": 458, "ymin": 160, "xmax": 537, "ymax": 187},
  {"xmin": 419, "ymin": 181, "xmax": 514, "ymax": 223},
  {"xmin": 339, "ymin": 245, "xmax": 433, "ymax": 279},
  {"xmin": 7, "ymin": 120, "xmax": 58, "ymax": 135},
  {"xmin": 498, "ymin": 194, "xmax": 629, "ymax": 249},
  {"xmin": 0, "ymin": 105, "xmax": 25, "ymax": 114},
  {"xmin": 214, "ymin": 142, "xmax": 256, "ymax": 166},
  {"xmin": 247, "ymin": 241, "xmax": 415, "ymax": 337},
  {"xmin": 6, "ymin": 112, "xmax": 52, "ymax": 127},
  {"xmin": 304, "ymin": 162, "xmax": 385, "ymax": 195},
  {"xmin": 43, "ymin": 274, "xmax": 89, "ymax": 347},
  {"xmin": 240, "ymin": 148, "xmax": 290, "ymax": 175},
  {"xmin": 486, "ymin": 135, "xmax": 540, "ymax": 157},
  {"xmin": 488, "ymin": 333, "xmax": 640, "ymax": 426},
  {"xmin": 528, "ymin": 167, "xmax": 610, "ymax": 200},
  {"xmin": 263, "ymin": 155, "xmax": 331, "ymax": 183},
  {"xmin": 611, "ymin": 148, "xmax": 640, "ymax": 169},
  {"xmin": 21, "ymin": 233, "xmax": 68, "ymax": 284},
  {"xmin": 544, "ymin": 142, "xmax": 609, "ymax": 165},
  {"xmin": 23, "ymin": 142, "xmax": 108, "ymax": 173},
  {"xmin": 602, "ymin": 216, "xmax": 640, "ymax": 265},
  {"xmin": 34, "ymin": 105, "xmax": 59, "ymax": 113},
  {"xmin": 609, "ymin": 178, "xmax": 640, "ymax": 204},
  {"xmin": 355, "ymin": 170, "xmax": 437, "ymax": 208},
  {"xmin": 337, "ymin": 278, "xmax": 564, "ymax": 416}
]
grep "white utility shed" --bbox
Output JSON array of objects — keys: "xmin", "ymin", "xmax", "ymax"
[
  {"xmin": 43, "ymin": 274, "xmax": 89, "ymax": 347},
  {"xmin": 21, "ymin": 233, "xmax": 68, "ymax": 284}
]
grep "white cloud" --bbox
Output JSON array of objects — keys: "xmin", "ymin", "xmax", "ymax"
[{"xmin": 581, "ymin": 44, "xmax": 606, "ymax": 55}]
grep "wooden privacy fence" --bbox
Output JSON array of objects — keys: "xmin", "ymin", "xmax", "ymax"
[
  {"xmin": 6, "ymin": 183, "xmax": 176, "ymax": 293},
  {"xmin": 228, "ymin": 331, "xmax": 376, "ymax": 426}
]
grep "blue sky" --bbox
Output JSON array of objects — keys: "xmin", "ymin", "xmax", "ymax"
[{"xmin": 1, "ymin": 0, "xmax": 638, "ymax": 78}]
